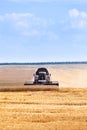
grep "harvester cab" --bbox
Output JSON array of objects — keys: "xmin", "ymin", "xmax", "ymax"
[{"xmin": 33, "ymin": 68, "xmax": 51, "ymax": 84}]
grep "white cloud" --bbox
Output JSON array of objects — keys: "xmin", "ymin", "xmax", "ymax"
[
  {"xmin": 69, "ymin": 9, "xmax": 87, "ymax": 28},
  {"xmin": 0, "ymin": 12, "xmax": 56, "ymax": 39},
  {"xmin": 69, "ymin": 9, "xmax": 87, "ymax": 19},
  {"xmin": 22, "ymin": 30, "xmax": 40, "ymax": 36},
  {"xmin": 0, "ymin": 12, "xmax": 49, "ymax": 27},
  {"xmin": 22, "ymin": 30, "xmax": 59, "ymax": 41},
  {"xmin": 0, "ymin": 13, "xmax": 32, "ymax": 23},
  {"xmin": 69, "ymin": 9, "xmax": 79, "ymax": 18},
  {"xmin": 16, "ymin": 21, "xmax": 29, "ymax": 28}
]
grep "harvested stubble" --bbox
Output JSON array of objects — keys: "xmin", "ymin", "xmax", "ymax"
[{"xmin": 0, "ymin": 88, "xmax": 87, "ymax": 130}]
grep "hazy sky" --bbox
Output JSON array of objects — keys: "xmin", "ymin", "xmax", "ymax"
[{"xmin": 0, "ymin": 0, "xmax": 87, "ymax": 62}]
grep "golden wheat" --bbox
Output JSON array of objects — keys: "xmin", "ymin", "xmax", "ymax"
[{"xmin": 0, "ymin": 88, "xmax": 87, "ymax": 130}]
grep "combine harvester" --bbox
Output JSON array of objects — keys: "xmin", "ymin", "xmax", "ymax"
[{"xmin": 24, "ymin": 67, "xmax": 59, "ymax": 91}]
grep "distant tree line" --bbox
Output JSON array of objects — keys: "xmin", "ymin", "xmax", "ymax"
[{"xmin": 0, "ymin": 61, "xmax": 87, "ymax": 65}]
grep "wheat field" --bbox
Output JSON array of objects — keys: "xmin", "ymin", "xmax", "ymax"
[
  {"xmin": 0, "ymin": 64, "xmax": 87, "ymax": 130},
  {"xmin": 0, "ymin": 88, "xmax": 87, "ymax": 130}
]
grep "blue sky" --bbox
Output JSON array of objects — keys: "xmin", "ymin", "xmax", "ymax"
[{"xmin": 0, "ymin": 0, "xmax": 87, "ymax": 62}]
